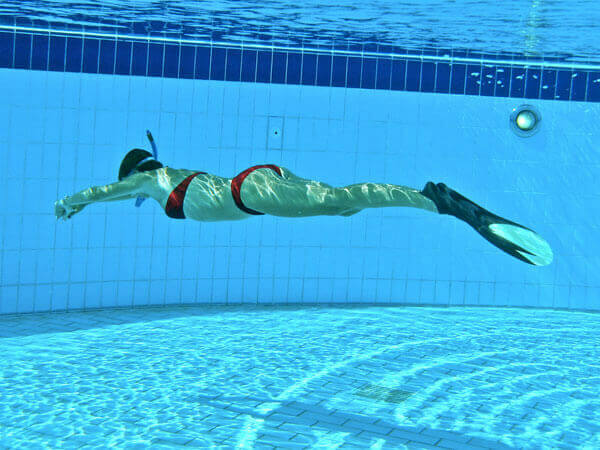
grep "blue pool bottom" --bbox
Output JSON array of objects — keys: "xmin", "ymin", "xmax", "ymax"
[{"xmin": 0, "ymin": 305, "xmax": 598, "ymax": 448}]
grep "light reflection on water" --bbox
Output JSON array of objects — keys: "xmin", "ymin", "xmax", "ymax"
[{"xmin": 1, "ymin": 0, "xmax": 599, "ymax": 63}]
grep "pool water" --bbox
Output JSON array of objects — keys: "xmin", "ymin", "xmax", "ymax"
[
  {"xmin": 2, "ymin": 0, "xmax": 600, "ymax": 63},
  {"xmin": 1, "ymin": 305, "xmax": 598, "ymax": 448}
]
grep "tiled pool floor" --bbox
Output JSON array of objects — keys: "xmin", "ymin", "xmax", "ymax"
[{"xmin": 0, "ymin": 305, "xmax": 598, "ymax": 448}]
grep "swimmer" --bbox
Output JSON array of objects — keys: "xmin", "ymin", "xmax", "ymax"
[{"xmin": 54, "ymin": 137, "xmax": 553, "ymax": 266}]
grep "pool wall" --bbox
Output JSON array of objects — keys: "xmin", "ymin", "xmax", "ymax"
[{"xmin": 1, "ymin": 30, "xmax": 599, "ymax": 314}]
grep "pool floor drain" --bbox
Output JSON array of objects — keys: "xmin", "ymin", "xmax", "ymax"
[{"xmin": 354, "ymin": 384, "xmax": 414, "ymax": 404}]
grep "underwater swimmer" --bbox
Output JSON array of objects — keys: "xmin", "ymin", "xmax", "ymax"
[{"xmin": 54, "ymin": 134, "xmax": 553, "ymax": 266}]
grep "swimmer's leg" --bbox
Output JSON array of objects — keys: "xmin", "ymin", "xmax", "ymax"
[
  {"xmin": 280, "ymin": 167, "xmax": 439, "ymax": 214},
  {"xmin": 242, "ymin": 167, "xmax": 437, "ymax": 217},
  {"xmin": 245, "ymin": 166, "xmax": 553, "ymax": 265},
  {"xmin": 338, "ymin": 180, "xmax": 553, "ymax": 265},
  {"xmin": 336, "ymin": 182, "xmax": 438, "ymax": 214}
]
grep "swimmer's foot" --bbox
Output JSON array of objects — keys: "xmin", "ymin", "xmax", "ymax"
[{"xmin": 421, "ymin": 182, "xmax": 553, "ymax": 266}]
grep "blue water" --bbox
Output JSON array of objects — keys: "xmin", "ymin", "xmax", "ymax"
[
  {"xmin": 1, "ymin": 0, "xmax": 600, "ymax": 64},
  {"xmin": 1, "ymin": 0, "xmax": 600, "ymax": 448},
  {"xmin": 1, "ymin": 306, "xmax": 599, "ymax": 448}
]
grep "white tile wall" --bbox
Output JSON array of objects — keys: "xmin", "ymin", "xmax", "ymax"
[{"xmin": 1, "ymin": 68, "xmax": 599, "ymax": 314}]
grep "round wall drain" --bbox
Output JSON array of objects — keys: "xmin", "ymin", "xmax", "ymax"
[{"xmin": 510, "ymin": 104, "xmax": 541, "ymax": 137}]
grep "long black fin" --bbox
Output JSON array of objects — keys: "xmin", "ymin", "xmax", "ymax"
[{"xmin": 421, "ymin": 182, "xmax": 553, "ymax": 266}]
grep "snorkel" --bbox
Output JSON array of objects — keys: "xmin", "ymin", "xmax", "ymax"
[{"xmin": 135, "ymin": 130, "xmax": 159, "ymax": 207}]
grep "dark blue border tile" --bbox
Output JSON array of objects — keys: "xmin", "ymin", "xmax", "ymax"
[
  {"xmin": 195, "ymin": 46, "xmax": 210, "ymax": 80},
  {"xmin": 435, "ymin": 62, "xmax": 450, "ymax": 93},
  {"xmin": 14, "ymin": 33, "xmax": 31, "ymax": 70},
  {"xmin": 525, "ymin": 68, "xmax": 541, "ymax": 99},
  {"xmin": 210, "ymin": 47, "xmax": 226, "ymax": 80},
  {"xmin": 361, "ymin": 58, "xmax": 376, "ymax": 89},
  {"xmin": 481, "ymin": 52, "xmax": 498, "ymax": 61},
  {"xmin": 570, "ymin": 71, "xmax": 587, "ymax": 101},
  {"xmin": 115, "ymin": 40, "xmax": 132, "ymax": 75},
  {"xmin": 16, "ymin": 17, "xmax": 32, "ymax": 27},
  {"xmin": 376, "ymin": 58, "xmax": 391, "ymax": 90},
  {"xmin": 437, "ymin": 48, "xmax": 452, "ymax": 59},
  {"xmin": 332, "ymin": 55, "xmax": 346, "ymax": 87},
  {"xmin": 510, "ymin": 67, "xmax": 525, "ymax": 97},
  {"xmin": 347, "ymin": 57, "xmax": 361, "ymax": 88},
  {"xmin": 316, "ymin": 54, "xmax": 332, "ymax": 86},
  {"xmin": 66, "ymin": 37, "xmax": 82, "ymax": 72},
  {"xmin": 99, "ymin": 39, "xmax": 115, "ymax": 74},
  {"xmin": 348, "ymin": 43, "xmax": 362, "ymax": 53},
  {"xmin": 333, "ymin": 42, "xmax": 348, "ymax": 52},
  {"xmin": 65, "ymin": 23, "xmax": 83, "ymax": 32},
  {"xmin": 587, "ymin": 72, "xmax": 600, "ymax": 102},
  {"xmin": 82, "ymin": 38, "xmax": 99, "ymax": 73},
  {"xmin": 467, "ymin": 50, "xmax": 483, "ymax": 59},
  {"xmin": 100, "ymin": 19, "xmax": 117, "ymax": 31},
  {"xmin": 301, "ymin": 53, "xmax": 317, "ymax": 85},
  {"xmin": 48, "ymin": 35, "xmax": 65, "ymax": 71},
  {"xmin": 420, "ymin": 61, "xmax": 435, "ymax": 92},
  {"xmin": 480, "ymin": 65, "xmax": 495, "ymax": 96},
  {"xmin": 555, "ymin": 70, "xmax": 571, "ymax": 100},
  {"xmin": 149, "ymin": 23, "xmax": 165, "ymax": 37},
  {"xmin": 147, "ymin": 43, "xmax": 164, "ymax": 77},
  {"xmin": 450, "ymin": 64, "xmax": 466, "ymax": 94},
  {"xmin": 0, "ymin": 32, "xmax": 14, "ymax": 68},
  {"xmin": 465, "ymin": 64, "xmax": 481, "ymax": 95},
  {"xmin": 31, "ymin": 34, "xmax": 48, "ymax": 70},
  {"xmin": 131, "ymin": 22, "xmax": 147, "ymax": 37},
  {"xmin": 7, "ymin": 30, "xmax": 600, "ymax": 104},
  {"xmin": 391, "ymin": 59, "xmax": 406, "ymax": 90},
  {"xmin": 378, "ymin": 45, "xmax": 393, "ymax": 55},
  {"xmin": 241, "ymin": 49, "xmax": 257, "ymax": 82},
  {"xmin": 540, "ymin": 69, "xmax": 557, "ymax": 100},
  {"xmin": 272, "ymin": 51, "xmax": 286, "ymax": 84},
  {"xmin": 256, "ymin": 50, "xmax": 272, "ymax": 83},
  {"xmin": 405, "ymin": 60, "xmax": 421, "ymax": 91},
  {"xmin": 286, "ymin": 52, "xmax": 301, "ymax": 85},
  {"xmin": 164, "ymin": 44, "xmax": 180, "ymax": 78},
  {"xmin": 495, "ymin": 66, "xmax": 510, "ymax": 97},
  {"xmin": 496, "ymin": 50, "xmax": 515, "ymax": 60},
  {"xmin": 179, "ymin": 45, "xmax": 195, "ymax": 79},
  {"xmin": 364, "ymin": 43, "xmax": 377, "ymax": 53},
  {"xmin": 225, "ymin": 48, "xmax": 241, "ymax": 81},
  {"xmin": 32, "ymin": 19, "xmax": 48, "ymax": 29},
  {"xmin": 131, "ymin": 41, "xmax": 148, "ymax": 76},
  {"xmin": 256, "ymin": 32, "xmax": 272, "ymax": 43}
]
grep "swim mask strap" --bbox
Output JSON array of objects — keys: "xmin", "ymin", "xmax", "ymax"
[{"xmin": 135, "ymin": 130, "xmax": 159, "ymax": 207}]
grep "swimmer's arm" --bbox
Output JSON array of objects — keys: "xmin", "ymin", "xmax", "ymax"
[{"xmin": 55, "ymin": 173, "xmax": 148, "ymax": 219}]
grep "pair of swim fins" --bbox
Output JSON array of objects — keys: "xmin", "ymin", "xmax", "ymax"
[{"xmin": 421, "ymin": 182, "xmax": 553, "ymax": 266}]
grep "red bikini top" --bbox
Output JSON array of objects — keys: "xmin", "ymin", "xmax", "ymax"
[{"xmin": 165, "ymin": 172, "xmax": 206, "ymax": 219}]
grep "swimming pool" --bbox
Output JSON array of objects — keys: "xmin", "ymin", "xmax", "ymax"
[
  {"xmin": 1, "ymin": 305, "xmax": 599, "ymax": 448},
  {"xmin": 1, "ymin": 0, "xmax": 600, "ymax": 448}
]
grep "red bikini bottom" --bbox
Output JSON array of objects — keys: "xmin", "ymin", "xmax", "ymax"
[{"xmin": 231, "ymin": 164, "xmax": 282, "ymax": 215}]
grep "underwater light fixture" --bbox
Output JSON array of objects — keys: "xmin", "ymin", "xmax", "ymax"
[{"xmin": 510, "ymin": 104, "xmax": 541, "ymax": 137}]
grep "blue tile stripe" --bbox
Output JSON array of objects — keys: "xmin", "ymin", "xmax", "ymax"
[{"xmin": 0, "ymin": 29, "xmax": 598, "ymax": 102}]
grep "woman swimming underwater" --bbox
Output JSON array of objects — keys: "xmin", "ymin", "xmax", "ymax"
[{"xmin": 54, "ymin": 135, "xmax": 553, "ymax": 266}]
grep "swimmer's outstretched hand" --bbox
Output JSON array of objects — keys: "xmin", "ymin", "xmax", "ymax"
[{"xmin": 54, "ymin": 197, "xmax": 84, "ymax": 220}]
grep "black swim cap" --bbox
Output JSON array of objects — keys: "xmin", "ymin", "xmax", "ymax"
[{"xmin": 118, "ymin": 148, "xmax": 163, "ymax": 180}]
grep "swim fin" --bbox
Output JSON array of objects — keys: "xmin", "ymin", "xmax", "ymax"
[{"xmin": 421, "ymin": 182, "xmax": 553, "ymax": 266}]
